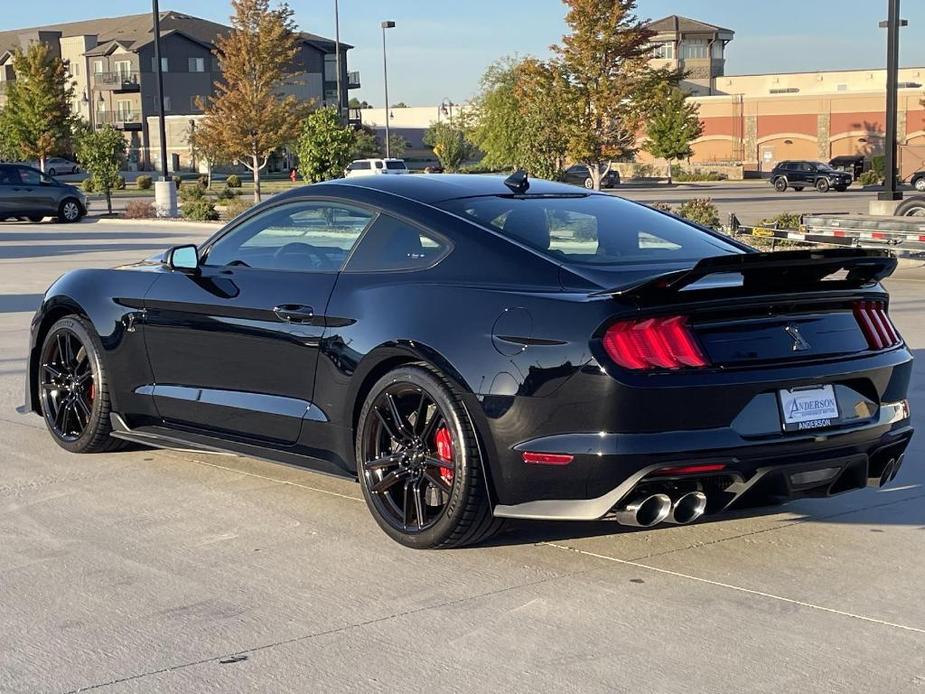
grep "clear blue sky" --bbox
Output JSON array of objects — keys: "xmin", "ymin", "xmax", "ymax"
[{"xmin": 5, "ymin": 1, "xmax": 925, "ymax": 106}]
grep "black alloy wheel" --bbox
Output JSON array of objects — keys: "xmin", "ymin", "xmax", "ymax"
[
  {"xmin": 774, "ymin": 178, "xmax": 788, "ymax": 192},
  {"xmin": 356, "ymin": 364, "xmax": 500, "ymax": 549},
  {"xmin": 816, "ymin": 178, "xmax": 830, "ymax": 193},
  {"xmin": 38, "ymin": 317, "xmax": 122, "ymax": 453}
]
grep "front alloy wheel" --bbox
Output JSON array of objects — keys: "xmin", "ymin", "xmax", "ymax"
[
  {"xmin": 774, "ymin": 178, "xmax": 787, "ymax": 192},
  {"xmin": 59, "ymin": 198, "xmax": 82, "ymax": 223},
  {"xmin": 356, "ymin": 364, "xmax": 499, "ymax": 549},
  {"xmin": 816, "ymin": 178, "xmax": 831, "ymax": 193}
]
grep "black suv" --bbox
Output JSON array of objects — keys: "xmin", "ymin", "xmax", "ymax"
[
  {"xmin": 770, "ymin": 161, "xmax": 853, "ymax": 193},
  {"xmin": 562, "ymin": 164, "xmax": 621, "ymax": 189}
]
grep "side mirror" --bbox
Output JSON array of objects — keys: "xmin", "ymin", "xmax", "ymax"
[{"xmin": 167, "ymin": 244, "xmax": 200, "ymax": 273}]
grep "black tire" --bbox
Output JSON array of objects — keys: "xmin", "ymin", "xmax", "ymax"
[
  {"xmin": 914, "ymin": 177, "xmax": 925, "ymax": 192},
  {"xmin": 793, "ymin": 186, "xmax": 804, "ymax": 192},
  {"xmin": 58, "ymin": 197, "xmax": 82, "ymax": 223},
  {"xmin": 47, "ymin": 168, "xmax": 56, "ymax": 177},
  {"xmin": 774, "ymin": 178, "xmax": 788, "ymax": 192},
  {"xmin": 583, "ymin": 177, "xmax": 594, "ymax": 190},
  {"xmin": 355, "ymin": 363, "xmax": 501, "ymax": 549},
  {"xmin": 38, "ymin": 316, "xmax": 125, "ymax": 454},
  {"xmin": 816, "ymin": 178, "xmax": 830, "ymax": 193},
  {"xmin": 895, "ymin": 196, "xmax": 925, "ymax": 217},
  {"xmin": 28, "ymin": 215, "xmax": 43, "ymax": 223}
]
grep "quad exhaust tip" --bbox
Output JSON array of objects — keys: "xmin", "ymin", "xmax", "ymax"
[
  {"xmin": 667, "ymin": 491, "xmax": 707, "ymax": 525},
  {"xmin": 614, "ymin": 493, "xmax": 672, "ymax": 528}
]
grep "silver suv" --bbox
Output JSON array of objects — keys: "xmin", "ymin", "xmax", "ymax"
[{"xmin": 0, "ymin": 164, "xmax": 88, "ymax": 223}]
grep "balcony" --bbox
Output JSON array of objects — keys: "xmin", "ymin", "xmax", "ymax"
[
  {"xmin": 92, "ymin": 71, "xmax": 141, "ymax": 91},
  {"xmin": 97, "ymin": 109, "xmax": 143, "ymax": 130},
  {"xmin": 347, "ymin": 70, "xmax": 361, "ymax": 89}
]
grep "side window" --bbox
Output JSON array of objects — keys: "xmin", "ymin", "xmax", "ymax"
[
  {"xmin": 374, "ymin": 161, "xmax": 384, "ymax": 169},
  {"xmin": 354, "ymin": 161, "xmax": 371, "ymax": 170},
  {"xmin": 345, "ymin": 215, "xmax": 450, "ymax": 272},
  {"xmin": 0, "ymin": 166, "xmax": 19, "ymax": 185},
  {"xmin": 18, "ymin": 168, "xmax": 43, "ymax": 185},
  {"xmin": 800, "ymin": 162, "xmax": 814, "ymax": 173},
  {"xmin": 204, "ymin": 201, "xmax": 375, "ymax": 272}
]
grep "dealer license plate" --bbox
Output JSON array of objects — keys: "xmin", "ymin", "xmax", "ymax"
[{"xmin": 779, "ymin": 385, "xmax": 839, "ymax": 431}]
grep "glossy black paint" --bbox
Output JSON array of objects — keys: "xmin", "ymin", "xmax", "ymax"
[{"xmin": 25, "ymin": 175, "xmax": 914, "ymax": 516}]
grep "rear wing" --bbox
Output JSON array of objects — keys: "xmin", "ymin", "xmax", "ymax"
[{"xmin": 590, "ymin": 249, "xmax": 897, "ymax": 300}]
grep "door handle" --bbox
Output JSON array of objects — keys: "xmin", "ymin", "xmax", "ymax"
[{"xmin": 273, "ymin": 304, "xmax": 315, "ymax": 323}]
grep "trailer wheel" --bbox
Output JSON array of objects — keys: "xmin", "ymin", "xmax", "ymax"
[{"xmin": 895, "ymin": 197, "xmax": 925, "ymax": 217}]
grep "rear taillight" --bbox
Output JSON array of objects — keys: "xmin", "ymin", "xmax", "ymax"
[
  {"xmin": 602, "ymin": 315, "xmax": 709, "ymax": 371},
  {"xmin": 853, "ymin": 300, "xmax": 900, "ymax": 350}
]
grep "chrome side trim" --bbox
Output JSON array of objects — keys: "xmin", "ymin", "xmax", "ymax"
[{"xmin": 133, "ymin": 383, "xmax": 328, "ymax": 422}]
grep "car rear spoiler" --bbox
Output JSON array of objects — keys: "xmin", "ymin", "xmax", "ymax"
[{"xmin": 590, "ymin": 248, "xmax": 897, "ymax": 300}]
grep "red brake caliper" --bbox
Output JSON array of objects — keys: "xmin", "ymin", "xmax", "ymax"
[{"xmin": 434, "ymin": 427, "xmax": 454, "ymax": 484}]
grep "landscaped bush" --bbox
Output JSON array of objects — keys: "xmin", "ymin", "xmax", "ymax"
[
  {"xmin": 633, "ymin": 163, "xmax": 656, "ymax": 178},
  {"xmin": 225, "ymin": 174, "xmax": 242, "ymax": 188},
  {"xmin": 216, "ymin": 186, "xmax": 239, "ymax": 201},
  {"xmin": 82, "ymin": 177, "xmax": 96, "ymax": 193},
  {"xmin": 123, "ymin": 200, "xmax": 155, "ymax": 219},
  {"xmin": 179, "ymin": 183, "xmax": 205, "ymax": 202},
  {"xmin": 677, "ymin": 197, "xmax": 720, "ymax": 228},
  {"xmin": 197, "ymin": 174, "xmax": 209, "ymax": 188},
  {"xmin": 858, "ymin": 170, "xmax": 880, "ymax": 186},
  {"xmin": 135, "ymin": 175, "xmax": 153, "ymax": 190},
  {"xmin": 222, "ymin": 197, "xmax": 254, "ymax": 219},
  {"xmin": 172, "ymin": 175, "xmax": 183, "ymax": 189},
  {"xmin": 759, "ymin": 213, "xmax": 802, "ymax": 230},
  {"xmin": 181, "ymin": 197, "xmax": 218, "ymax": 221},
  {"xmin": 115, "ymin": 175, "xmax": 126, "ymax": 190},
  {"xmin": 673, "ymin": 169, "xmax": 726, "ymax": 182}
]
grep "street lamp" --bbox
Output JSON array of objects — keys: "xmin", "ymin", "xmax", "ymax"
[
  {"xmin": 381, "ymin": 20, "xmax": 396, "ymax": 158},
  {"xmin": 878, "ymin": 0, "xmax": 907, "ymax": 202}
]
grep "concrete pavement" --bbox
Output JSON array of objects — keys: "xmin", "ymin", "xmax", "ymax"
[{"xmin": 0, "ymin": 220, "xmax": 923, "ymax": 693}]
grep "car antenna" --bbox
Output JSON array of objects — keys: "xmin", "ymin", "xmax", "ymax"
[{"xmin": 504, "ymin": 170, "xmax": 529, "ymax": 194}]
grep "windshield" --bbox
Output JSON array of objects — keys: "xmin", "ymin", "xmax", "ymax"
[
  {"xmin": 385, "ymin": 161, "xmax": 407, "ymax": 170},
  {"xmin": 438, "ymin": 194, "xmax": 743, "ymax": 266},
  {"xmin": 815, "ymin": 163, "xmax": 836, "ymax": 171}
]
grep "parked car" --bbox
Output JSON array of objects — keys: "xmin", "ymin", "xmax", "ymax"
[
  {"xmin": 24, "ymin": 174, "xmax": 912, "ymax": 548},
  {"xmin": 42, "ymin": 157, "xmax": 80, "ymax": 177},
  {"xmin": 344, "ymin": 158, "xmax": 410, "ymax": 177},
  {"xmin": 907, "ymin": 169, "xmax": 925, "ymax": 193},
  {"xmin": 0, "ymin": 164, "xmax": 88, "ymax": 223},
  {"xmin": 562, "ymin": 164, "xmax": 621, "ymax": 189},
  {"xmin": 770, "ymin": 161, "xmax": 853, "ymax": 192},
  {"xmin": 828, "ymin": 155, "xmax": 867, "ymax": 181}
]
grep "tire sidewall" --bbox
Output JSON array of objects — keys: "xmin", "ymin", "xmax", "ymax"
[
  {"xmin": 59, "ymin": 198, "xmax": 81, "ymax": 223},
  {"xmin": 355, "ymin": 365, "xmax": 478, "ymax": 549},
  {"xmin": 816, "ymin": 178, "xmax": 830, "ymax": 193},
  {"xmin": 774, "ymin": 178, "xmax": 787, "ymax": 192},
  {"xmin": 915, "ymin": 178, "xmax": 925, "ymax": 192},
  {"xmin": 40, "ymin": 316, "xmax": 107, "ymax": 453}
]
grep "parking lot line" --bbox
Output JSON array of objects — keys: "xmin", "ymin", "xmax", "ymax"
[{"xmin": 540, "ymin": 541, "xmax": 925, "ymax": 635}]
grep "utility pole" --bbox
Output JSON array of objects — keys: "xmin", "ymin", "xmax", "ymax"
[
  {"xmin": 878, "ymin": 0, "xmax": 905, "ymax": 202},
  {"xmin": 381, "ymin": 21, "xmax": 395, "ymax": 158},
  {"xmin": 152, "ymin": 0, "xmax": 176, "ymax": 216}
]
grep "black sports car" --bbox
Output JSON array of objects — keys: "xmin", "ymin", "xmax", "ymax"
[{"xmin": 24, "ymin": 174, "xmax": 913, "ymax": 548}]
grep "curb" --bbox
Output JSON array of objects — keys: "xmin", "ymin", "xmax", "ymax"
[{"xmin": 84, "ymin": 217, "xmax": 222, "ymax": 230}]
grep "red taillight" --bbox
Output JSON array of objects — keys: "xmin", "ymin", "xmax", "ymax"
[
  {"xmin": 602, "ymin": 315, "xmax": 709, "ymax": 371},
  {"xmin": 853, "ymin": 300, "xmax": 900, "ymax": 351}
]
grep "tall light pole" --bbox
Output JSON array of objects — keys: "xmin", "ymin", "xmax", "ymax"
[
  {"xmin": 334, "ymin": 0, "xmax": 343, "ymax": 123},
  {"xmin": 381, "ymin": 20, "xmax": 395, "ymax": 158},
  {"xmin": 879, "ymin": 0, "xmax": 906, "ymax": 202},
  {"xmin": 151, "ymin": 0, "xmax": 176, "ymax": 216}
]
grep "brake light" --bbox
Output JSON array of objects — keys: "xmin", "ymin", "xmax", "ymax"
[
  {"xmin": 853, "ymin": 300, "xmax": 900, "ymax": 350},
  {"xmin": 602, "ymin": 315, "xmax": 709, "ymax": 371}
]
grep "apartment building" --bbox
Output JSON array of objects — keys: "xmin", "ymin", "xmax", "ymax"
[{"xmin": 0, "ymin": 11, "xmax": 360, "ymax": 170}]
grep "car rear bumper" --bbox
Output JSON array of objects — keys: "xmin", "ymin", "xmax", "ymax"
[{"xmin": 493, "ymin": 400, "xmax": 913, "ymax": 520}]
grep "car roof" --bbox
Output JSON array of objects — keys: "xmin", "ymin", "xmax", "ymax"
[{"xmin": 303, "ymin": 173, "xmax": 587, "ymax": 204}]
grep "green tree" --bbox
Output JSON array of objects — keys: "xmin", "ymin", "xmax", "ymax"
[
  {"xmin": 392, "ymin": 102, "xmax": 409, "ymax": 108},
  {"xmin": 554, "ymin": 0, "xmax": 673, "ymax": 189},
  {"xmin": 194, "ymin": 0, "xmax": 308, "ymax": 202},
  {"xmin": 386, "ymin": 133, "xmax": 410, "ymax": 159},
  {"xmin": 75, "ymin": 125, "xmax": 126, "ymax": 215},
  {"xmin": 423, "ymin": 118, "xmax": 474, "ymax": 172},
  {"xmin": 348, "ymin": 97, "xmax": 372, "ymax": 109},
  {"xmin": 351, "ymin": 125, "xmax": 380, "ymax": 158},
  {"xmin": 295, "ymin": 107, "xmax": 356, "ymax": 182},
  {"xmin": 643, "ymin": 85, "xmax": 703, "ymax": 184},
  {"xmin": 0, "ymin": 41, "xmax": 74, "ymax": 171}
]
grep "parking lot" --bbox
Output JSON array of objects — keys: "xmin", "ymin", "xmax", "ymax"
[{"xmin": 1, "ymin": 219, "xmax": 924, "ymax": 693}]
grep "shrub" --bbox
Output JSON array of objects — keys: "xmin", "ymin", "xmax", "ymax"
[
  {"xmin": 225, "ymin": 174, "xmax": 242, "ymax": 188},
  {"xmin": 123, "ymin": 200, "xmax": 155, "ymax": 219},
  {"xmin": 871, "ymin": 155, "xmax": 885, "ymax": 179},
  {"xmin": 116, "ymin": 175, "xmax": 126, "ymax": 190},
  {"xmin": 172, "ymin": 175, "xmax": 183, "ymax": 189},
  {"xmin": 648, "ymin": 201, "xmax": 674, "ymax": 214},
  {"xmin": 216, "ymin": 186, "xmax": 239, "ymax": 201},
  {"xmin": 181, "ymin": 197, "xmax": 218, "ymax": 221},
  {"xmin": 197, "ymin": 174, "xmax": 209, "ymax": 188},
  {"xmin": 222, "ymin": 197, "xmax": 254, "ymax": 219},
  {"xmin": 674, "ymin": 169, "xmax": 725, "ymax": 182},
  {"xmin": 858, "ymin": 170, "xmax": 880, "ymax": 186},
  {"xmin": 81, "ymin": 177, "xmax": 96, "ymax": 193},
  {"xmin": 633, "ymin": 163, "xmax": 656, "ymax": 178},
  {"xmin": 179, "ymin": 183, "xmax": 205, "ymax": 202},
  {"xmin": 759, "ymin": 213, "xmax": 802, "ymax": 230},
  {"xmin": 135, "ymin": 175, "xmax": 153, "ymax": 190},
  {"xmin": 677, "ymin": 197, "xmax": 720, "ymax": 228}
]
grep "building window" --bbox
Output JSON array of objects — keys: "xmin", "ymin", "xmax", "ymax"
[
  {"xmin": 711, "ymin": 42, "xmax": 724, "ymax": 59},
  {"xmin": 324, "ymin": 54, "xmax": 337, "ymax": 82},
  {"xmin": 151, "ymin": 57, "xmax": 169, "ymax": 73},
  {"xmin": 72, "ymin": 62, "xmax": 80, "ymax": 76},
  {"xmin": 116, "ymin": 99, "xmax": 133, "ymax": 120},
  {"xmin": 652, "ymin": 42, "xmax": 674, "ymax": 60},
  {"xmin": 163, "ymin": 96, "xmax": 171, "ymax": 112},
  {"xmin": 188, "ymin": 57, "xmax": 205, "ymax": 72},
  {"xmin": 94, "ymin": 60, "xmax": 104, "ymax": 74},
  {"xmin": 681, "ymin": 39, "xmax": 708, "ymax": 60},
  {"xmin": 114, "ymin": 60, "xmax": 132, "ymax": 79}
]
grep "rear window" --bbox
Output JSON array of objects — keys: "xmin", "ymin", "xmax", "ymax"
[
  {"xmin": 385, "ymin": 160, "xmax": 407, "ymax": 170},
  {"xmin": 437, "ymin": 194, "xmax": 742, "ymax": 266}
]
